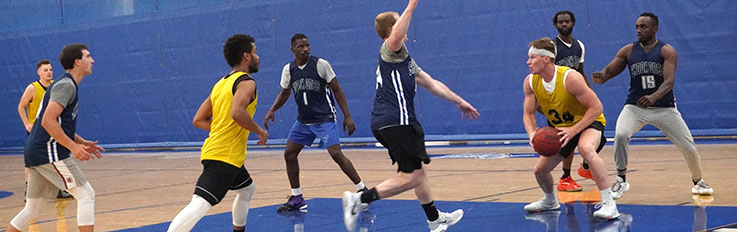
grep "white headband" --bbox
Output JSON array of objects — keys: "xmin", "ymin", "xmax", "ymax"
[{"xmin": 528, "ymin": 46, "xmax": 556, "ymax": 59}]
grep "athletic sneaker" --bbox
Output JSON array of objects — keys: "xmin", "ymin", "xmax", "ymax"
[
  {"xmin": 524, "ymin": 198, "xmax": 560, "ymax": 212},
  {"xmin": 276, "ymin": 194, "xmax": 307, "ymax": 212},
  {"xmin": 427, "ymin": 209, "xmax": 464, "ymax": 232},
  {"xmin": 342, "ymin": 191, "xmax": 369, "ymax": 232},
  {"xmin": 593, "ymin": 200, "xmax": 620, "ymax": 219},
  {"xmin": 57, "ymin": 190, "xmax": 73, "ymax": 199},
  {"xmin": 611, "ymin": 176, "xmax": 629, "ymax": 199},
  {"xmin": 577, "ymin": 165, "xmax": 593, "ymax": 180},
  {"xmin": 692, "ymin": 179, "xmax": 714, "ymax": 195},
  {"xmin": 557, "ymin": 176, "xmax": 583, "ymax": 192}
]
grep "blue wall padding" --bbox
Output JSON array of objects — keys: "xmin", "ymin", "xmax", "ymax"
[{"xmin": 2, "ymin": 0, "xmax": 736, "ymax": 147}]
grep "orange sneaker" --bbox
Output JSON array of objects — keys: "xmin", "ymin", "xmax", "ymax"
[
  {"xmin": 557, "ymin": 176, "xmax": 583, "ymax": 192},
  {"xmin": 577, "ymin": 165, "xmax": 593, "ymax": 180}
]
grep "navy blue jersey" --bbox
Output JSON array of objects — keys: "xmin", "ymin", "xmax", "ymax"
[
  {"xmin": 626, "ymin": 41, "xmax": 675, "ymax": 107},
  {"xmin": 554, "ymin": 37, "xmax": 583, "ymax": 70},
  {"xmin": 25, "ymin": 73, "xmax": 78, "ymax": 167},
  {"xmin": 289, "ymin": 56, "xmax": 337, "ymax": 124},
  {"xmin": 371, "ymin": 52, "xmax": 419, "ymax": 130}
]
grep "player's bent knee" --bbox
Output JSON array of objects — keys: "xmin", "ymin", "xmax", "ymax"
[
  {"xmin": 235, "ymin": 183, "xmax": 255, "ymax": 201},
  {"xmin": 70, "ymin": 183, "xmax": 96, "ymax": 226},
  {"xmin": 614, "ymin": 132, "xmax": 632, "ymax": 141},
  {"xmin": 70, "ymin": 182, "xmax": 96, "ymax": 202}
]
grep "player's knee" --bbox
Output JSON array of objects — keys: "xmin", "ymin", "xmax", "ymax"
[
  {"xmin": 24, "ymin": 198, "xmax": 45, "ymax": 216},
  {"xmin": 283, "ymin": 151, "xmax": 299, "ymax": 160},
  {"xmin": 614, "ymin": 132, "xmax": 632, "ymax": 142},
  {"xmin": 533, "ymin": 166, "xmax": 547, "ymax": 176},
  {"xmin": 70, "ymin": 183, "xmax": 96, "ymax": 203},
  {"xmin": 578, "ymin": 144, "xmax": 597, "ymax": 156},
  {"xmin": 328, "ymin": 150, "xmax": 346, "ymax": 161},
  {"xmin": 235, "ymin": 183, "xmax": 255, "ymax": 201}
]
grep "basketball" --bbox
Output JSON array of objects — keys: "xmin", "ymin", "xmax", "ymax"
[{"xmin": 532, "ymin": 127, "xmax": 563, "ymax": 157}]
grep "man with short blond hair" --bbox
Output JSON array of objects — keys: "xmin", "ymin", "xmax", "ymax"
[{"xmin": 342, "ymin": 1, "xmax": 480, "ymax": 231}]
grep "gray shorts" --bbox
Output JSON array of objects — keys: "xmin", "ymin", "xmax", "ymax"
[{"xmin": 27, "ymin": 157, "xmax": 87, "ymax": 199}]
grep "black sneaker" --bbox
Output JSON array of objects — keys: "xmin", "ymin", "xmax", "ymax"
[{"xmin": 276, "ymin": 194, "xmax": 307, "ymax": 212}]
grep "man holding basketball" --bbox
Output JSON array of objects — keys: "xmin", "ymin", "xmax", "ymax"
[{"xmin": 522, "ymin": 37, "xmax": 619, "ymax": 219}]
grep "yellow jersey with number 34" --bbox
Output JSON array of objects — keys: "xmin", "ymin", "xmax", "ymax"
[
  {"xmin": 531, "ymin": 66, "xmax": 605, "ymax": 128},
  {"xmin": 201, "ymin": 72, "xmax": 257, "ymax": 168}
]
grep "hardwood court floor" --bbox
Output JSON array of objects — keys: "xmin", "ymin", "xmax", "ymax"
[{"xmin": 0, "ymin": 143, "xmax": 735, "ymax": 231}]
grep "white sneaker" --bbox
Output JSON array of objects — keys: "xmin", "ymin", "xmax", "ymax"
[
  {"xmin": 342, "ymin": 191, "xmax": 368, "ymax": 232},
  {"xmin": 524, "ymin": 198, "xmax": 560, "ymax": 212},
  {"xmin": 692, "ymin": 179, "xmax": 714, "ymax": 195},
  {"xmin": 611, "ymin": 176, "xmax": 630, "ymax": 199},
  {"xmin": 427, "ymin": 209, "xmax": 464, "ymax": 232},
  {"xmin": 593, "ymin": 200, "xmax": 620, "ymax": 219}
]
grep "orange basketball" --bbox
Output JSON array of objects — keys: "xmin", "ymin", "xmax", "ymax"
[{"xmin": 532, "ymin": 127, "xmax": 562, "ymax": 157}]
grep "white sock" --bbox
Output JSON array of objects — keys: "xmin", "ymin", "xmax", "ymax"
[
  {"xmin": 355, "ymin": 181, "xmax": 365, "ymax": 191},
  {"xmin": 167, "ymin": 195, "xmax": 212, "ymax": 232},
  {"xmin": 232, "ymin": 184, "xmax": 255, "ymax": 227},
  {"xmin": 291, "ymin": 188, "xmax": 302, "ymax": 196},
  {"xmin": 544, "ymin": 192, "xmax": 557, "ymax": 203},
  {"xmin": 600, "ymin": 188, "xmax": 614, "ymax": 202}
]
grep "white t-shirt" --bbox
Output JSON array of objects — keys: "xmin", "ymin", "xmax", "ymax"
[{"xmin": 280, "ymin": 58, "xmax": 336, "ymax": 89}]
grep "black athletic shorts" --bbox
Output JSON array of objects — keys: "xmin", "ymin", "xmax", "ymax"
[
  {"xmin": 372, "ymin": 124, "xmax": 430, "ymax": 173},
  {"xmin": 194, "ymin": 159, "xmax": 253, "ymax": 206},
  {"xmin": 559, "ymin": 121, "xmax": 606, "ymax": 158}
]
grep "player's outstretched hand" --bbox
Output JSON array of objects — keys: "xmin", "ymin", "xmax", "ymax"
[
  {"xmin": 457, "ymin": 101, "xmax": 480, "ymax": 120},
  {"xmin": 81, "ymin": 140, "xmax": 104, "ymax": 159}
]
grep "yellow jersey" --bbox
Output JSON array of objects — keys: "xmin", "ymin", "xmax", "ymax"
[
  {"xmin": 200, "ymin": 72, "xmax": 257, "ymax": 168},
  {"xmin": 28, "ymin": 80, "xmax": 52, "ymax": 124},
  {"xmin": 531, "ymin": 66, "xmax": 605, "ymax": 127}
]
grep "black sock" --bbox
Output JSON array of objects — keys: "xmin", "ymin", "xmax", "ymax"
[
  {"xmin": 582, "ymin": 162, "xmax": 589, "ymax": 169},
  {"xmin": 422, "ymin": 201, "xmax": 439, "ymax": 221},
  {"xmin": 233, "ymin": 228, "xmax": 245, "ymax": 232},
  {"xmin": 360, "ymin": 188, "xmax": 380, "ymax": 204},
  {"xmin": 693, "ymin": 179, "xmax": 700, "ymax": 185},
  {"xmin": 618, "ymin": 174, "xmax": 626, "ymax": 182},
  {"xmin": 561, "ymin": 168, "xmax": 571, "ymax": 179}
]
